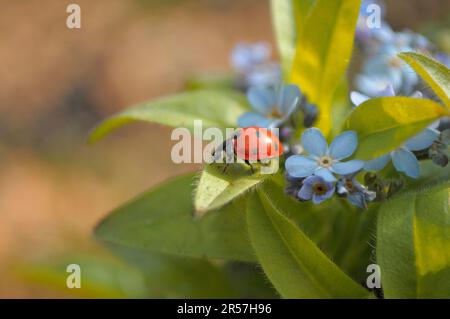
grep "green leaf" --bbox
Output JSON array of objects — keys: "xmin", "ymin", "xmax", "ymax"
[
  {"xmin": 344, "ymin": 97, "xmax": 449, "ymax": 160},
  {"xmin": 246, "ymin": 189, "xmax": 370, "ymax": 298},
  {"xmin": 407, "ymin": 160, "xmax": 450, "ymax": 191},
  {"xmin": 95, "ymin": 173, "xmax": 255, "ymax": 262},
  {"xmin": 377, "ymin": 180, "xmax": 450, "ymax": 298},
  {"xmin": 259, "ymin": 179, "xmax": 375, "ymax": 284},
  {"xmin": 290, "ymin": 0, "xmax": 361, "ymax": 136},
  {"xmin": 106, "ymin": 243, "xmax": 238, "ymax": 298},
  {"xmin": 270, "ymin": 0, "xmax": 315, "ymax": 78},
  {"xmin": 194, "ymin": 163, "xmax": 275, "ymax": 215},
  {"xmin": 88, "ymin": 89, "xmax": 249, "ymax": 143},
  {"xmin": 330, "ymin": 78, "xmax": 351, "ymax": 137},
  {"xmin": 259, "ymin": 178, "xmax": 344, "ymax": 249},
  {"xmin": 185, "ymin": 73, "xmax": 235, "ymax": 91},
  {"xmin": 222, "ymin": 262, "xmax": 279, "ymax": 299},
  {"xmin": 399, "ymin": 52, "xmax": 450, "ymax": 107},
  {"xmin": 332, "ymin": 203, "xmax": 378, "ymax": 283},
  {"xmin": 291, "ymin": 0, "xmax": 316, "ymax": 33},
  {"xmin": 16, "ymin": 254, "xmax": 148, "ymax": 298}
]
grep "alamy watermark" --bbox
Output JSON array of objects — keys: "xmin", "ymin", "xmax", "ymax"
[
  {"xmin": 366, "ymin": 263, "xmax": 381, "ymax": 289},
  {"xmin": 66, "ymin": 263, "xmax": 81, "ymax": 289},
  {"xmin": 66, "ymin": 4, "xmax": 81, "ymax": 29},
  {"xmin": 364, "ymin": 3, "xmax": 382, "ymax": 29}
]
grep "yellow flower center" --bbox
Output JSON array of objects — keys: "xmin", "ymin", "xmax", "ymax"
[
  {"xmin": 388, "ymin": 56, "xmax": 402, "ymax": 68},
  {"xmin": 268, "ymin": 107, "xmax": 282, "ymax": 119},
  {"xmin": 313, "ymin": 182, "xmax": 328, "ymax": 195},
  {"xmin": 344, "ymin": 179, "xmax": 356, "ymax": 193},
  {"xmin": 319, "ymin": 156, "xmax": 333, "ymax": 168}
]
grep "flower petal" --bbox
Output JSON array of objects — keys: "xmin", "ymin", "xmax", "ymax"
[
  {"xmin": 378, "ymin": 83, "xmax": 395, "ymax": 97},
  {"xmin": 312, "ymin": 187, "xmax": 335, "ymax": 204},
  {"xmin": 312, "ymin": 194, "xmax": 327, "ymax": 204},
  {"xmin": 350, "ymin": 91, "xmax": 370, "ymax": 107},
  {"xmin": 285, "ymin": 155, "xmax": 318, "ymax": 178},
  {"xmin": 328, "ymin": 131, "xmax": 358, "ymax": 160},
  {"xmin": 247, "ymin": 86, "xmax": 276, "ymax": 114},
  {"xmin": 356, "ymin": 74, "xmax": 396, "ymax": 97},
  {"xmin": 301, "ymin": 128, "xmax": 328, "ymax": 157},
  {"xmin": 391, "ymin": 148, "xmax": 420, "ymax": 178},
  {"xmin": 303, "ymin": 175, "xmax": 323, "ymax": 186},
  {"xmin": 230, "ymin": 43, "xmax": 251, "ymax": 70},
  {"xmin": 249, "ymin": 42, "xmax": 271, "ymax": 63},
  {"xmin": 247, "ymin": 64, "xmax": 281, "ymax": 87},
  {"xmin": 404, "ymin": 128, "xmax": 439, "ymax": 151},
  {"xmin": 298, "ymin": 184, "xmax": 314, "ymax": 201},
  {"xmin": 401, "ymin": 68, "xmax": 419, "ymax": 94},
  {"xmin": 364, "ymin": 154, "xmax": 390, "ymax": 171},
  {"xmin": 374, "ymin": 24, "xmax": 394, "ymax": 42},
  {"xmin": 314, "ymin": 167, "xmax": 337, "ymax": 182},
  {"xmin": 278, "ymin": 84, "xmax": 301, "ymax": 115},
  {"xmin": 348, "ymin": 193, "xmax": 367, "ymax": 209},
  {"xmin": 331, "ymin": 160, "xmax": 364, "ymax": 175},
  {"xmin": 237, "ymin": 112, "xmax": 273, "ymax": 128}
]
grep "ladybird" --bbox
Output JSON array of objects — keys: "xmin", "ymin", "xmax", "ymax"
[{"xmin": 212, "ymin": 126, "xmax": 283, "ymax": 173}]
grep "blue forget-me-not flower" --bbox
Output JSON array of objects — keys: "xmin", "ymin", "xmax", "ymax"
[
  {"xmin": 355, "ymin": 43, "xmax": 419, "ymax": 97},
  {"xmin": 363, "ymin": 130, "xmax": 439, "ymax": 178},
  {"xmin": 285, "ymin": 128, "xmax": 365, "ymax": 182},
  {"xmin": 231, "ymin": 42, "xmax": 271, "ymax": 71},
  {"xmin": 350, "ymin": 82, "xmax": 423, "ymax": 107},
  {"xmin": 350, "ymin": 84, "xmax": 440, "ymax": 178},
  {"xmin": 337, "ymin": 176, "xmax": 376, "ymax": 209},
  {"xmin": 298, "ymin": 175, "xmax": 335, "ymax": 204},
  {"xmin": 230, "ymin": 42, "xmax": 280, "ymax": 88},
  {"xmin": 238, "ymin": 84, "xmax": 301, "ymax": 128}
]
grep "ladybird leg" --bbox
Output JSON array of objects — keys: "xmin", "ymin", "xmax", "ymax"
[
  {"xmin": 222, "ymin": 164, "xmax": 229, "ymax": 173},
  {"xmin": 212, "ymin": 140, "xmax": 229, "ymax": 162},
  {"xmin": 221, "ymin": 139, "xmax": 229, "ymax": 152},
  {"xmin": 256, "ymin": 158, "xmax": 264, "ymax": 169},
  {"xmin": 245, "ymin": 159, "xmax": 254, "ymax": 174},
  {"xmin": 224, "ymin": 140, "xmax": 236, "ymax": 163}
]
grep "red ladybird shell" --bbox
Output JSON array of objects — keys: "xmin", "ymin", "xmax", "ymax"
[{"xmin": 233, "ymin": 126, "xmax": 283, "ymax": 161}]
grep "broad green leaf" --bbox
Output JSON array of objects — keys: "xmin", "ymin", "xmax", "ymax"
[
  {"xmin": 95, "ymin": 173, "xmax": 255, "ymax": 262},
  {"xmin": 260, "ymin": 179, "xmax": 333, "ymax": 245},
  {"xmin": 194, "ymin": 162, "xmax": 277, "ymax": 215},
  {"xmin": 407, "ymin": 160, "xmax": 450, "ymax": 191},
  {"xmin": 246, "ymin": 189, "xmax": 370, "ymax": 298},
  {"xmin": 330, "ymin": 78, "xmax": 352, "ymax": 137},
  {"xmin": 262, "ymin": 179, "xmax": 375, "ymax": 283},
  {"xmin": 377, "ymin": 181, "xmax": 450, "ymax": 298},
  {"xmin": 333, "ymin": 203, "xmax": 378, "ymax": 283},
  {"xmin": 223, "ymin": 262, "xmax": 279, "ymax": 299},
  {"xmin": 16, "ymin": 254, "xmax": 148, "ymax": 298},
  {"xmin": 344, "ymin": 97, "xmax": 449, "ymax": 160},
  {"xmin": 89, "ymin": 89, "xmax": 249, "ymax": 143},
  {"xmin": 399, "ymin": 52, "xmax": 450, "ymax": 106},
  {"xmin": 185, "ymin": 73, "xmax": 235, "ymax": 91},
  {"xmin": 291, "ymin": 0, "xmax": 316, "ymax": 33},
  {"xmin": 270, "ymin": 0, "xmax": 315, "ymax": 78},
  {"xmin": 106, "ymin": 243, "xmax": 238, "ymax": 298},
  {"xmin": 291, "ymin": 0, "xmax": 361, "ymax": 136}
]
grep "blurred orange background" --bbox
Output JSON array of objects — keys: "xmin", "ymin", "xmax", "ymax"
[{"xmin": 0, "ymin": 0, "xmax": 448, "ymax": 297}]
